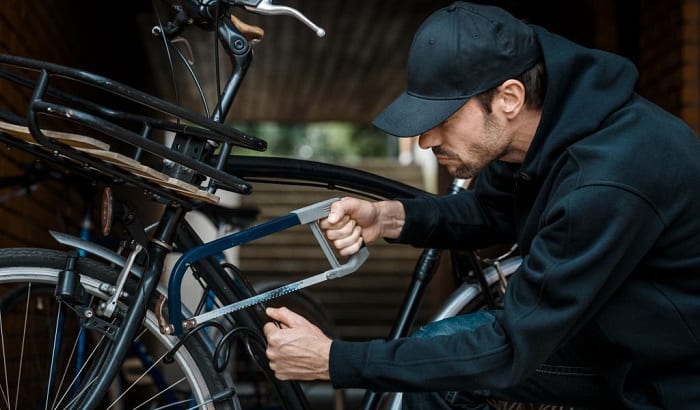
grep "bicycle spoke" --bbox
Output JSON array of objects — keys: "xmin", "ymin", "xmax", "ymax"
[
  {"xmin": 152, "ymin": 397, "xmax": 200, "ymax": 410},
  {"xmin": 50, "ymin": 295, "xmax": 96, "ymax": 410},
  {"xmin": 105, "ymin": 345, "xmax": 178, "ymax": 410},
  {"xmin": 0, "ymin": 250, "xmax": 240, "ymax": 409},
  {"xmin": 46, "ymin": 290, "xmax": 62, "ymax": 410},
  {"xmin": 131, "ymin": 376, "xmax": 186, "ymax": 410},
  {"xmin": 0, "ymin": 309, "xmax": 11, "ymax": 409},
  {"xmin": 133, "ymin": 327, "xmax": 148, "ymax": 343},
  {"xmin": 14, "ymin": 283, "xmax": 32, "ymax": 410},
  {"xmin": 61, "ymin": 375, "xmax": 97, "ymax": 409},
  {"xmin": 49, "ymin": 327, "xmax": 83, "ymax": 410},
  {"xmin": 51, "ymin": 333, "xmax": 106, "ymax": 410}
]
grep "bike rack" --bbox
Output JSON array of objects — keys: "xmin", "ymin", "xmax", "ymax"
[{"xmin": 0, "ymin": 53, "xmax": 267, "ymax": 205}]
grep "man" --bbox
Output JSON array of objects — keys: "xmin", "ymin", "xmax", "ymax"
[{"xmin": 264, "ymin": 2, "xmax": 700, "ymax": 408}]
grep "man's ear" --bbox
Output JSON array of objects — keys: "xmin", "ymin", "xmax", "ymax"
[{"xmin": 497, "ymin": 79, "xmax": 526, "ymax": 119}]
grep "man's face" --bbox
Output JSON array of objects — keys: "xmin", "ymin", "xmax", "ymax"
[{"xmin": 417, "ymin": 97, "xmax": 512, "ymax": 179}]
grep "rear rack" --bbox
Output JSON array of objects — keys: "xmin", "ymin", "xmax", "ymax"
[{"xmin": 0, "ymin": 53, "xmax": 267, "ymax": 206}]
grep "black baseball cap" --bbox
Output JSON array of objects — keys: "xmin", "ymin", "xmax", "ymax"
[{"xmin": 372, "ymin": 2, "xmax": 541, "ymax": 137}]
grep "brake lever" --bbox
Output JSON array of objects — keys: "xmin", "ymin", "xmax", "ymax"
[{"xmin": 244, "ymin": 0, "xmax": 325, "ymax": 37}]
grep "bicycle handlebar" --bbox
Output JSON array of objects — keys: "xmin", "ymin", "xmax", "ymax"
[
  {"xmin": 242, "ymin": 0, "xmax": 326, "ymax": 37},
  {"xmin": 162, "ymin": 0, "xmax": 325, "ymax": 39}
]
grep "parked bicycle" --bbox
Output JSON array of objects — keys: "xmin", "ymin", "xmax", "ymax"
[{"xmin": 0, "ymin": 1, "xmax": 521, "ymax": 409}]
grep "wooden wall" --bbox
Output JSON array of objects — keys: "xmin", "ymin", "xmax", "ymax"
[
  {"xmin": 0, "ymin": 1, "xmax": 86, "ymax": 246},
  {"xmin": 0, "ymin": 2, "xmax": 151, "ymax": 247},
  {"xmin": 638, "ymin": 0, "xmax": 700, "ymax": 135}
]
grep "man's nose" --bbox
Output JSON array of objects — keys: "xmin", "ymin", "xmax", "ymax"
[{"xmin": 418, "ymin": 132, "xmax": 437, "ymax": 149}]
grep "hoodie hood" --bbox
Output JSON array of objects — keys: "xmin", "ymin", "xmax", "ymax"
[{"xmin": 520, "ymin": 26, "xmax": 639, "ymax": 180}]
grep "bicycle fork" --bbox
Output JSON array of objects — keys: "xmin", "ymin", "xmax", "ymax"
[{"xmin": 60, "ymin": 206, "xmax": 185, "ymax": 410}]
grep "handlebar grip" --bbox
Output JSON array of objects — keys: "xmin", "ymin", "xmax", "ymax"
[{"xmin": 230, "ymin": 14, "xmax": 265, "ymax": 43}]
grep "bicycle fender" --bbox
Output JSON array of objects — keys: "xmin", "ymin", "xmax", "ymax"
[{"xmin": 49, "ymin": 230, "xmax": 143, "ymax": 277}]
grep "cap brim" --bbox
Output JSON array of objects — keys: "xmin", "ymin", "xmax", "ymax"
[{"xmin": 371, "ymin": 92, "xmax": 469, "ymax": 137}]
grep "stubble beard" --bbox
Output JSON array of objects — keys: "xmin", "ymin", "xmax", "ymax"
[
  {"xmin": 453, "ymin": 163, "xmax": 480, "ymax": 179},
  {"xmin": 445, "ymin": 114, "xmax": 508, "ymax": 179}
]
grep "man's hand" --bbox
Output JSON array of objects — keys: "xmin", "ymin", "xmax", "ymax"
[
  {"xmin": 320, "ymin": 197, "xmax": 405, "ymax": 255},
  {"xmin": 264, "ymin": 307, "xmax": 332, "ymax": 381}
]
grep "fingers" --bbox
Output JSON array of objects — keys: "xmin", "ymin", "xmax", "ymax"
[
  {"xmin": 321, "ymin": 197, "xmax": 372, "ymax": 255},
  {"xmin": 263, "ymin": 307, "xmax": 332, "ymax": 381},
  {"xmin": 264, "ymin": 306, "xmax": 307, "ymax": 327},
  {"xmin": 323, "ymin": 215, "xmax": 356, "ymax": 241},
  {"xmin": 325, "ymin": 197, "xmax": 359, "ymax": 225},
  {"xmin": 321, "ymin": 214, "xmax": 355, "ymax": 236},
  {"xmin": 263, "ymin": 320, "xmax": 280, "ymax": 337},
  {"xmin": 263, "ymin": 307, "xmax": 295, "ymax": 348},
  {"xmin": 335, "ymin": 226, "xmax": 363, "ymax": 256},
  {"xmin": 264, "ymin": 306, "xmax": 287, "ymax": 322},
  {"xmin": 323, "ymin": 219, "xmax": 362, "ymax": 256}
]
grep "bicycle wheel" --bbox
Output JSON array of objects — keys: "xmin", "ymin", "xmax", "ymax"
[
  {"xmin": 250, "ymin": 281, "xmax": 345, "ymax": 410},
  {"xmin": 430, "ymin": 255, "xmax": 522, "ymax": 321},
  {"xmin": 0, "ymin": 248, "xmax": 239, "ymax": 410},
  {"xmin": 379, "ymin": 256, "xmax": 522, "ymax": 410}
]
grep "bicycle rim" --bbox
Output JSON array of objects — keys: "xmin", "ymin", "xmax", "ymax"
[
  {"xmin": 380, "ymin": 256, "xmax": 522, "ymax": 410},
  {"xmin": 0, "ymin": 248, "xmax": 238, "ymax": 410}
]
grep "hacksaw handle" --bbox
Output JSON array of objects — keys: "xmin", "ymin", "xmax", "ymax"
[{"xmin": 293, "ymin": 197, "xmax": 342, "ymax": 268}]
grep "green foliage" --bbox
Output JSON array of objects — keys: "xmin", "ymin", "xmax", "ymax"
[{"xmin": 231, "ymin": 121, "xmax": 395, "ymax": 161}]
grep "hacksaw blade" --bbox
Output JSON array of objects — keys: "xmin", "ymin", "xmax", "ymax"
[{"xmin": 181, "ymin": 245, "xmax": 369, "ymax": 331}]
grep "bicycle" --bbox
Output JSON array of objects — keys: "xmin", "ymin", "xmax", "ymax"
[
  {"xmin": 0, "ymin": 1, "xmax": 521, "ymax": 409},
  {"xmin": 225, "ymin": 158, "xmax": 521, "ymax": 409}
]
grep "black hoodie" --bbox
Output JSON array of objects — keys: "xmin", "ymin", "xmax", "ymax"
[{"xmin": 329, "ymin": 27, "xmax": 700, "ymax": 408}]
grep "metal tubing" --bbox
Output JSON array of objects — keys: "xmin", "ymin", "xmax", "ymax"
[
  {"xmin": 73, "ymin": 243, "xmax": 168, "ymax": 409},
  {"xmin": 168, "ymin": 213, "xmax": 300, "ymax": 334},
  {"xmin": 174, "ymin": 221, "xmax": 312, "ymax": 409},
  {"xmin": 361, "ymin": 247, "xmax": 442, "ymax": 410},
  {"xmin": 72, "ymin": 206, "xmax": 185, "ymax": 409},
  {"xmin": 0, "ymin": 53, "xmax": 265, "ymax": 150}
]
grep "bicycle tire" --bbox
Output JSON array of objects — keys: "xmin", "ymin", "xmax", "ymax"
[
  {"xmin": 0, "ymin": 247, "xmax": 239, "ymax": 410},
  {"xmin": 175, "ymin": 223, "xmax": 312, "ymax": 410},
  {"xmin": 380, "ymin": 256, "xmax": 522, "ymax": 410},
  {"xmin": 225, "ymin": 155, "xmax": 429, "ymax": 201},
  {"xmin": 223, "ymin": 155, "xmax": 440, "ymax": 410},
  {"xmin": 253, "ymin": 282, "xmax": 346, "ymax": 410},
  {"xmin": 431, "ymin": 256, "xmax": 522, "ymax": 321}
]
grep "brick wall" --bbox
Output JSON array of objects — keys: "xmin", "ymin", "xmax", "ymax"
[
  {"xmin": 0, "ymin": 2, "xmax": 151, "ymax": 247},
  {"xmin": 639, "ymin": 0, "xmax": 700, "ymax": 136},
  {"xmin": 680, "ymin": 0, "xmax": 700, "ymax": 134},
  {"xmin": 1, "ymin": 2, "xmax": 78, "ymax": 63},
  {"xmin": 0, "ymin": 1, "xmax": 85, "ymax": 247}
]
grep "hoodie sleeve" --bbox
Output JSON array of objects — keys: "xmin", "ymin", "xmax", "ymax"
[
  {"xmin": 395, "ymin": 162, "xmax": 519, "ymax": 249},
  {"xmin": 329, "ymin": 184, "xmax": 664, "ymax": 392}
]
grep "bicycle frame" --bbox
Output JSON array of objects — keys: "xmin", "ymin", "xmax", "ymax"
[
  {"xmin": 47, "ymin": 153, "xmax": 491, "ymax": 409},
  {"xmin": 0, "ymin": 6, "xmax": 296, "ymax": 409}
]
